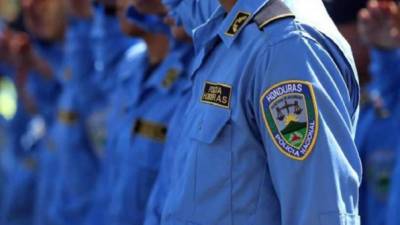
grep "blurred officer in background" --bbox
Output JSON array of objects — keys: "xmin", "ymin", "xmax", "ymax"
[
  {"xmin": 83, "ymin": 1, "xmax": 142, "ymax": 224},
  {"xmin": 0, "ymin": 19, "xmax": 13, "ymax": 219},
  {"xmin": 323, "ymin": 0, "xmax": 370, "ymax": 86},
  {"xmin": 358, "ymin": 2, "xmax": 400, "ymax": 225},
  {"xmin": 356, "ymin": 1, "xmax": 400, "ymax": 225},
  {"xmin": 143, "ymin": 1, "xmax": 219, "ymax": 225},
  {"xmin": 1, "ymin": 0, "xmax": 64, "ymax": 224},
  {"xmin": 0, "ymin": 25, "xmax": 32, "ymax": 225},
  {"xmin": 106, "ymin": 0, "xmax": 193, "ymax": 224},
  {"xmin": 46, "ymin": 1, "xmax": 99, "ymax": 224},
  {"xmin": 159, "ymin": 0, "xmax": 362, "ymax": 224}
]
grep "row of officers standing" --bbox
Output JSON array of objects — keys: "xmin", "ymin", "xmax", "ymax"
[{"xmin": 0, "ymin": 0, "xmax": 399, "ymax": 225}]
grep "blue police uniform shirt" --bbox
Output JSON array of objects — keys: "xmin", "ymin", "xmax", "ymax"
[
  {"xmin": 388, "ymin": 148, "xmax": 400, "ymax": 225},
  {"xmin": 83, "ymin": 6, "xmax": 140, "ymax": 222},
  {"xmin": 108, "ymin": 40, "xmax": 193, "ymax": 225},
  {"xmin": 161, "ymin": 0, "xmax": 361, "ymax": 225},
  {"xmin": 91, "ymin": 4, "xmax": 136, "ymax": 100},
  {"xmin": 144, "ymin": 2, "xmax": 219, "ymax": 224},
  {"xmin": 31, "ymin": 41, "xmax": 64, "ymax": 225},
  {"xmin": 144, "ymin": 88, "xmax": 192, "ymax": 225},
  {"xmin": 373, "ymin": 49, "xmax": 400, "ymax": 225},
  {"xmin": 83, "ymin": 40, "xmax": 147, "ymax": 225},
  {"xmin": 0, "ymin": 104, "xmax": 34, "ymax": 225},
  {"xmin": 356, "ymin": 48, "xmax": 400, "ymax": 225},
  {"xmin": 28, "ymin": 41, "xmax": 63, "ymax": 123},
  {"xmin": 1, "ymin": 39, "xmax": 63, "ymax": 225},
  {"xmin": 48, "ymin": 17, "xmax": 99, "ymax": 225},
  {"xmin": 356, "ymin": 91, "xmax": 400, "ymax": 225},
  {"xmin": 0, "ymin": 27, "xmax": 35, "ymax": 225}
]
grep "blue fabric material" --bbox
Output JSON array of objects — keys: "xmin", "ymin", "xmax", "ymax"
[
  {"xmin": 107, "ymin": 41, "xmax": 193, "ymax": 225},
  {"xmin": 1, "ymin": 38, "xmax": 63, "ymax": 225},
  {"xmin": 160, "ymin": 1, "xmax": 361, "ymax": 225},
  {"xmin": 84, "ymin": 40, "xmax": 147, "ymax": 225},
  {"xmin": 362, "ymin": 49, "xmax": 400, "ymax": 225},
  {"xmin": 92, "ymin": 4, "xmax": 138, "ymax": 101},
  {"xmin": 47, "ymin": 18, "xmax": 99, "ymax": 225},
  {"xmin": 388, "ymin": 148, "xmax": 400, "ymax": 225}
]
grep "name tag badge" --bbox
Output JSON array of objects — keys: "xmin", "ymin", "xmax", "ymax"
[{"xmin": 201, "ymin": 81, "xmax": 232, "ymax": 109}]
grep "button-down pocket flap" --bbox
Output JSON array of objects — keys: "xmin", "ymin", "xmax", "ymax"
[{"xmin": 189, "ymin": 108, "xmax": 231, "ymax": 144}]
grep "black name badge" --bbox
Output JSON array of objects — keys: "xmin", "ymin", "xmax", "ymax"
[{"xmin": 201, "ymin": 82, "xmax": 232, "ymax": 109}]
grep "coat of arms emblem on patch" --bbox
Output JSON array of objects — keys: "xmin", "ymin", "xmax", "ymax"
[{"xmin": 260, "ymin": 80, "xmax": 319, "ymax": 160}]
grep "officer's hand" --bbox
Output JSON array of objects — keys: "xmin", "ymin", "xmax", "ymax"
[
  {"xmin": 8, "ymin": 31, "xmax": 35, "ymax": 68},
  {"xmin": 15, "ymin": 68, "xmax": 38, "ymax": 115},
  {"xmin": 0, "ymin": 30, "xmax": 11, "ymax": 62},
  {"xmin": 8, "ymin": 31, "xmax": 53, "ymax": 79},
  {"xmin": 358, "ymin": 0, "xmax": 400, "ymax": 49}
]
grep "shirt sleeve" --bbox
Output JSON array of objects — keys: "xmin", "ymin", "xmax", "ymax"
[{"xmin": 251, "ymin": 34, "xmax": 362, "ymax": 225}]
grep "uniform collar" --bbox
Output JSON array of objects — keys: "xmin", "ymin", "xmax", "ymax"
[
  {"xmin": 192, "ymin": 7, "xmax": 225, "ymax": 53},
  {"xmin": 218, "ymin": 0, "xmax": 270, "ymax": 47}
]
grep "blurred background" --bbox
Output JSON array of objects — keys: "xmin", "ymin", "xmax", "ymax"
[{"xmin": 0, "ymin": 0, "xmax": 399, "ymax": 225}]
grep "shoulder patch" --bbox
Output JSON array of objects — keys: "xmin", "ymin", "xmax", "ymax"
[
  {"xmin": 225, "ymin": 11, "xmax": 251, "ymax": 36},
  {"xmin": 260, "ymin": 80, "xmax": 319, "ymax": 160}
]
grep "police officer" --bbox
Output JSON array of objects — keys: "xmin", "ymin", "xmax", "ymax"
[
  {"xmin": 159, "ymin": 0, "xmax": 362, "ymax": 224},
  {"xmin": 83, "ymin": 1, "xmax": 140, "ymax": 224},
  {"xmin": 46, "ymin": 1, "xmax": 101, "ymax": 224},
  {"xmin": 104, "ymin": 1, "xmax": 193, "ymax": 224},
  {"xmin": 0, "ymin": 1, "xmax": 64, "ymax": 224},
  {"xmin": 357, "ymin": 1, "xmax": 400, "ymax": 225},
  {"xmin": 20, "ymin": 1, "xmax": 66, "ymax": 224},
  {"xmin": 144, "ymin": 1, "xmax": 219, "ymax": 225},
  {"xmin": 0, "ymin": 31, "xmax": 33, "ymax": 222}
]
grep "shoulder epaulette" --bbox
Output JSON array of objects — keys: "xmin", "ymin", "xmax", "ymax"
[{"xmin": 254, "ymin": 0, "xmax": 295, "ymax": 30}]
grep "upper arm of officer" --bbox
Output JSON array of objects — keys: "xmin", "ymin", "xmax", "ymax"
[{"xmin": 250, "ymin": 31, "xmax": 362, "ymax": 225}]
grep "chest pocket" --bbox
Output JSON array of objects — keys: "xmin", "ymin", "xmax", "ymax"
[
  {"xmin": 186, "ymin": 106, "xmax": 233, "ymax": 225},
  {"xmin": 188, "ymin": 106, "xmax": 231, "ymax": 144}
]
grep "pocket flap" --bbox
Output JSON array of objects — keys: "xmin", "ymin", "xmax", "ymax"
[{"xmin": 189, "ymin": 108, "xmax": 231, "ymax": 144}]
